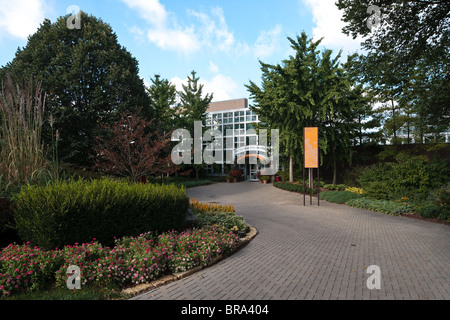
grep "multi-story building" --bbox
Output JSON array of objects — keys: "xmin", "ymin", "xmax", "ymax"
[{"xmin": 203, "ymin": 98, "xmax": 266, "ymax": 181}]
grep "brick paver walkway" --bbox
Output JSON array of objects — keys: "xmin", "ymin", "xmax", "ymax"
[{"xmin": 131, "ymin": 182, "xmax": 450, "ymax": 300}]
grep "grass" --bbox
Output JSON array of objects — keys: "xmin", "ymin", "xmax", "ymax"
[{"xmin": 0, "ymin": 286, "xmax": 120, "ymax": 300}]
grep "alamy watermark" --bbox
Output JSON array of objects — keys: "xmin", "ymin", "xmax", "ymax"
[
  {"xmin": 67, "ymin": 5, "xmax": 82, "ymax": 30},
  {"xmin": 366, "ymin": 265, "xmax": 381, "ymax": 290},
  {"xmin": 171, "ymin": 121, "xmax": 280, "ymax": 175},
  {"xmin": 367, "ymin": 5, "xmax": 381, "ymax": 31},
  {"xmin": 66, "ymin": 265, "xmax": 81, "ymax": 290}
]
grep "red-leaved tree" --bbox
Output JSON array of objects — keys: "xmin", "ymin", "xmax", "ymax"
[{"xmin": 94, "ymin": 112, "xmax": 178, "ymax": 182}]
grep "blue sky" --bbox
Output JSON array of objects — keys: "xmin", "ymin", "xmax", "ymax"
[{"xmin": 0, "ymin": 0, "xmax": 364, "ymax": 102}]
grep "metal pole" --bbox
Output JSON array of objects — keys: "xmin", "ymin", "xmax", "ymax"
[
  {"xmin": 303, "ymin": 166, "xmax": 306, "ymax": 206},
  {"xmin": 310, "ymin": 168, "xmax": 312, "ymax": 205},
  {"xmin": 318, "ymin": 166, "xmax": 320, "ymax": 206}
]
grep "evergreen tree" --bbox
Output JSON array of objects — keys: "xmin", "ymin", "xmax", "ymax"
[
  {"xmin": 247, "ymin": 33, "xmax": 365, "ymax": 184},
  {"xmin": 0, "ymin": 11, "xmax": 150, "ymax": 166},
  {"xmin": 145, "ymin": 74, "xmax": 177, "ymax": 133},
  {"xmin": 177, "ymin": 70, "xmax": 213, "ymax": 179}
]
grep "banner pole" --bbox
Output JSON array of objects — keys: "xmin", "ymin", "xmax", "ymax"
[{"xmin": 303, "ymin": 128, "xmax": 306, "ymax": 206}]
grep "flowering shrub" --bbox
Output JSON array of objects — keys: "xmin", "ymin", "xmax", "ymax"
[
  {"xmin": 0, "ymin": 226, "xmax": 241, "ymax": 297},
  {"xmin": 228, "ymin": 170, "xmax": 243, "ymax": 179},
  {"xmin": 345, "ymin": 187, "xmax": 365, "ymax": 195},
  {"xmin": 161, "ymin": 226, "xmax": 239, "ymax": 273},
  {"xmin": 189, "ymin": 199, "xmax": 248, "ymax": 236},
  {"xmin": 190, "ymin": 199, "xmax": 235, "ymax": 213},
  {"xmin": 0, "ymin": 242, "xmax": 65, "ymax": 296}
]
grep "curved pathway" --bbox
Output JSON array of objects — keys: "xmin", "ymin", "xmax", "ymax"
[{"xmin": 131, "ymin": 182, "xmax": 450, "ymax": 300}]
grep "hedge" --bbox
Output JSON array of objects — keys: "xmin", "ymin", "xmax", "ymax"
[
  {"xmin": 273, "ymin": 182, "xmax": 317, "ymax": 194},
  {"xmin": 12, "ymin": 178, "xmax": 189, "ymax": 250}
]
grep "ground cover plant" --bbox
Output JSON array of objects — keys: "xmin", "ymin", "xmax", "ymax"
[{"xmin": 190, "ymin": 199, "xmax": 249, "ymax": 237}]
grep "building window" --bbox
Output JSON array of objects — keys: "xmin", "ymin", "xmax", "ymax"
[
  {"xmin": 234, "ymin": 123, "xmax": 244, "ymax": 135},
  {"xmin": 223, "ymin": 112, "xmax": 233, "ymax": 124},
  {"xmin": 234, "ymin": 111, "xmax": 244, "ymax": 123},
  {"xmin": 246, "ymin": 110, "xmax": 257, "ymax": 122},
  {"xmin": 223, "ymin": 124, "xmax": 233, "ymax": 136},
  {"xmin": 212, "ymin": 113, "xmax": 222, "ymax": 125},
  {"xmin": 235, "ymin": 136, "xmax": 245, "ymax": 149}
]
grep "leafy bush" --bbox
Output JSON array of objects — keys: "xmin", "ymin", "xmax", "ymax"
[
  {"xmin": 345, "ymin": 187, "xmax": 365, "ymax": 194},
  {"xmin": 324, "ymin": 184, "xmax": 347, "ymax": 191},
  {"xmin": 356, "ymin": 158, "xmax": 450, "ymax": 200},
  {"xmin": 346, "ymin": 197, "xmax": 413, "ymax": 216},
  {"xmin": 12, "ymin": 178, "xmax": 189, "ymax": 250},
  {"xmin": 319, "ymin": 191, "xmax": 363, "ymax": 204},
  {"xmin": 414, "ymin": 184, "xmax": 450, "ymax": 221},
  {"xmin": 273, "ymin": 182, "xmax": 317, "ymax": 194}
]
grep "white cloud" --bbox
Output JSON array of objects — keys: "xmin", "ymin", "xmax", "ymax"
[
  {"xmin": 121, "ymin": 0, "xmax": 199, "ymax": 54},
  {"xmin": 0, "ymin": 0, "xmax": 48, "ymax": 39},
  {"xmin": 209, "ymin": 61, "xmax": 219, "ymax": 74},
  {"xmin": 171, "ymin": 74, "xmax": 238, "ymax": 102},
  {"xmin": 187, "ymin": 7, "xmax": 235, "ymax": 52},
  {"xmin": 122, "ymin": 0, "xmax": 238, "ymax": 55},
  {"xmin": 303, "ymin": 0, "xmax": 364, "ymax": 54},
  {"xmin": 253, "ymin": 25, "xmax": 283, "ymax": 59}
]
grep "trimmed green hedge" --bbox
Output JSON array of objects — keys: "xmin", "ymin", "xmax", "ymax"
[
  {"xmin": 273, "ymin": 182, "xmax": 317, "ymax": 194},
  {"xmin": 12, "ymin": 178, "xmax": 189, "ymax": 250}
]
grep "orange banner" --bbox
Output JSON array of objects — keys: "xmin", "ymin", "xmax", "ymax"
[{"xmin": 304, "ymin": 127, "xmax": 318, "ymax": 168}]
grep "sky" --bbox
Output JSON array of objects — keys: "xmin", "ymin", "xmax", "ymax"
[{"xmin": 0, "ymin": 0, "xmax": 365, "ymax": 102}]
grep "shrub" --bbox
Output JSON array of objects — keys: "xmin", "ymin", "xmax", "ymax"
[
  {"xmin": 355, "ymin": 158, "xmax": 449, "ymax": 200},
  {"xmin": 324, "ymin": 184, "xmax": 347, "ymax": 191},
  {"xmin": 12, "ymin": 178, "xmax": 189, "ymax": 250},
  {"xmin": 273, "ymin": 182, "xmax": 317, "ymax": 194},
  {"xmin": 345, "ymin": 187, "xmax": 365, "ymax": 195},
  {"xmin": 229, "ymin": 170, "xmax": 243, "ymax": 179},
  {"xmin": 346, "ymin": 197, "xmax": 413, "ymax": 216}
]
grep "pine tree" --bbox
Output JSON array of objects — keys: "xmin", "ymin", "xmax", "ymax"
[{"xmin": 177, "ymin": 70, "xmax": 213, "ymax": 179}]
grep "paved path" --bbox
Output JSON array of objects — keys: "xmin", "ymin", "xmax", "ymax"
[{"xmin": 132, "ymin": 182, "xmax": 450, "ymax": 300}]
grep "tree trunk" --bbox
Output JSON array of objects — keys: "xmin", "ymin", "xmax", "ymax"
[
  {"xmin": 333, "ymin": 158, "xmax": 337, "ymax": 185},
  {"xmin": 391, "ymin": 99, "xmax": 397, "ymax": 143}
]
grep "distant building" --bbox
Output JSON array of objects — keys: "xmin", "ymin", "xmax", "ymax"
[{"xmin": 204, "ymin": 98, "xmax": 267, "ymax": 181}]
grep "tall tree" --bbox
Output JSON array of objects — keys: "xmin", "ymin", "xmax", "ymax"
[
  {"xmin": 336, "ymin": 0, "xmax": 450, "ymax": 135},
  {"xmin": 178, "ymin": 71, "xmax": 213, "ymax": 129},
  {"xmin": 145, "ymin": 74, "xmax": 177, "ymax": 133},
  {"xmin": 177, "ymin": 71, "xmax": 213, "ymax": 179},
  {"xmin": 0, "ymin": 11, "xmax": 150, "ymax": 166},
  {"xmin": 247, "ymin": 33, "xmax": 362, "ymax": 184}
]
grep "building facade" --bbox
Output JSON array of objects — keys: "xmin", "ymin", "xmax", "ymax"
[{"xmin": 204, "ymin": 98, "xmax": 266, "ymax": 181}]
